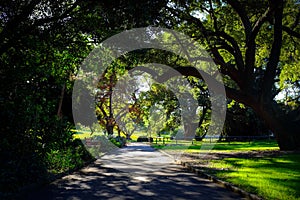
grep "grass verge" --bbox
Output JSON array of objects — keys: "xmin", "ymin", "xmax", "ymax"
[
  {"xmin": 152, "ymin": 139, "xmax": 279, "ymax": 153},
  {"xmin": 205, "ymin": 153, "xmax": 300, "ymax": 200},
  {"xmin": 153, "ymin": 140, "xmax": 299, "ymax": 200}
]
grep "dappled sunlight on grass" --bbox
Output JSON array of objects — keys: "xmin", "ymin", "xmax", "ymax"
[
  {"xmin": 208, "ymin": 154, "xmax": 300, "ymax": 200},
  {"xmin": 211, "ymin": 141, "xmax": 279, "ymax": 151},
  {"xmin": 154, "ymin": 139, "xmax": 299, "ymax": 199},
  {"xmin": 71, "ymin": 129, "xmax": 103, "ymax": 139},
  {"xmin": 152, "ymin": 140, "xmax": 279, "ymax": 153}
]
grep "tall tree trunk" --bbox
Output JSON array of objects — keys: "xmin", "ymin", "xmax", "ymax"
[
  {"xmin": 106, "ymin": 122, "xmax": 114, "ymax": 135},
  {"xmin": 254, "ymin": 101, "xmax": 300, "ymax": 150},
  {"xmin": 57, "ymin": 84, "xmax": 65, "ymax": 119}
]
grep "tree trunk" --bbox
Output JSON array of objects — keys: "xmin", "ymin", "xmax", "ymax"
[
  {"xmin": 254, "ymin": 101, "xmax": 300, "ymax": 151},
  {"xmin": 184, "ymin": 122, "xmax": 198, "ymax": 140},
  {"xmin": 106, "ymin": 124, "xmax": 114, "ymax": 135},
  {"xmin": 57, "ymin": 84, "xmax": 65, "ymax": 119}
]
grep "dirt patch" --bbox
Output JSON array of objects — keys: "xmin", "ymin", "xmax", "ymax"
[
  {"xmin": 162, "ymin": 149, "xmax": 297, "ymax": 165},
  {"xmin": 183, "ymin": 150, "xmax": 285, "ymax": 160}
]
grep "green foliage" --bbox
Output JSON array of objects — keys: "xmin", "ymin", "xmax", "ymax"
[
  {"xmin": 45, "ymin": 141, "xmax": 91, "ymax": 174},
  {"xmin": 162, "ymin": 0, "xmax": 300, "ymax": 150},
  {"xmin": 279, "ymin": 0, "xmax": 300, "ymax": 94},
  {"xmin": 109, "ymin": 136, "xmax": 126, "ymax": 148},
  {"xmin": 0, "ymin": 117, "xmax": 93, "ymax": 194},
  {"xmin": 223, "ymin": 100, "xmax": 268, "ymax": 137},
  {"xmin": 137, "ymin": 83, "xmax": 181, "ymax": 133}
]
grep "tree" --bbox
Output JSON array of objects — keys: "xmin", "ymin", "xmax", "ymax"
[
  {"xmin": 0, "ymin": 0, "xmax": 168, "ymax": 192},
  {"xmin": 138, "ymin": 82, "xmax": 181, "ymax": 135},
  {"xmin": 158, "ymin": 0, "xmax": 300, "ymax": 150},
  {"xmin": 223, "ymin": 100, "xmax": 268, "ymax": 138},
  {"xmin": 0, "ymin": 0, "xmax": 96, "ymax": 192}
]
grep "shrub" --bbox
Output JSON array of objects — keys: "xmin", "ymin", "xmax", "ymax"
[
  {"xmin": 0, "ymin": 117, "xmax": 94, "ymax": 196},
  {"xmin": 137, "ymin": 136, "xmax": 153, "ymax": 142},
  {"xmin": 109, "ymin": 136, "xmax": 126, "ymax": 148}
]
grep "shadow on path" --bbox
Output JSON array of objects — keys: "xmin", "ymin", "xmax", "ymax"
[{"xmin": 25, "ymin": 143, "xmax": 245, "ymax": 200}]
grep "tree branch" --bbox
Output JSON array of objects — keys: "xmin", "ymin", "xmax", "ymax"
[
  {"xmin": 211, "ymin": 31, "xmax": 245, "ymax": 70},
  {"xmin": 167, "ymin": 6, "xmax": 211, "ymax": 40},
  {"xmin": 282, "ymin": 26, "xmax": 300, "ymax": 39},
  {"xmin": 250, "ymin": 6, "xmax": 274, "ymax": 42},
  {"xmin": 209, "ymin": 45, "xmax": 244, "ymax": 89},
  {"xmin": 262, "ymin": 0, "xmax": 284, "ymax": 102},
  {"xmin": 0, "ymin": 1, "xmax": 80, "ymax": 55},
  {"xmin": 226, "ymin": 0, "xmax": 252, "ymax": 40},
  {"xmin": 244, "ymin": 3, "xmax": 274, "ymax": 93},
  {"xmin": 32, "ymin": 2, "xmax": 79, "ymax": 27},
  {"xmin": 167, "ymin": 4, "xmax": 245, "ymax": 87}
]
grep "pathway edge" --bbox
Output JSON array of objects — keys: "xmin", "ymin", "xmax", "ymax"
[{"xmin": 156, "ymin": 148, "xmax": 263, "ymax": 200}]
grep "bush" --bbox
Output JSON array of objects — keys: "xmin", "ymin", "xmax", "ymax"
[
  {"xmin": 0, "ymin": 117, "xmax": 94, "ymax": 196},
  {"xmin": 109, "ymin": 136, "xmax": 126, "ymax": 147},
  {"xmin": 137, "ymin": 136, "xmax": 153, "ymax": 142},
  {"xmin": 45, "ymin": 139, "xmax": 93, "ymax": 174}
]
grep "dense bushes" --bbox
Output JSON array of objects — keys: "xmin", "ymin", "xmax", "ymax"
[
  {"xmin": 0, "ymin": 116, "xmax": 94, "ymax": 196},
  {"xmin": 137, "ymin": 136, "xmax": 154, "ymax": 142},
  {"xmin": 109, "ymin": 136, "xmax": 126, "ymax": 148}
]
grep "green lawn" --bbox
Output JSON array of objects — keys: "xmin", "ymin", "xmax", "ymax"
[
  {"xmin": 207, "ymin": 154, "xmax": 300, "ymax": 200},
  {"xmin": 72, "ymin": 130, "xmax": 150, "ymax": 141},
  {"xmin": 154, "ymin": 139, "xmax": 299, "ymax": 200},
  {"xmin": 152, "ymin": 139, "xmax": 279, "ymax": 152},
  {"xmin": 210, "ymin": 140, "xmax": 279, "ymax": 152}
]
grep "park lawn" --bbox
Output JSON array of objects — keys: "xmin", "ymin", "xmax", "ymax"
[
  {"xmin": 72, "ymin": 130, "xmax": 127, "ymax": 139},
  {"xmin": 72, "ymin": 130, "xmax": 150, "ymax": 142},
  {"xmin": 154, "ymin": 140, "xmax": 300, "ymax": 199},
  {"xmin": 207, "ymin": 153, "xmax": 300, "ymax": 200},
  {"xmin": 187, "ymin": 140, "xmax": 279, "ymax": 153},
  {"xmin": 72, "ymin": 130, "xmax": 102, "ymax": 139},
  {"xmin": 152, "ymin": 140, "xmax": 279, "ymax": 153}
]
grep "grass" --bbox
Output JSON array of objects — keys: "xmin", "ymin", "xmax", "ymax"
[
  {"xmin": 153, "ymin": 139, "xmax": 300, "ymax": 200},
  {"xmin": 72, "ymin": 130, "xmax": 149, "ymax": 141},
  {"xmin": 210, "ymin": 140, "xmax": 279, "ymax": 152},
  {"xmin": 152, "ymin": 139, "xmax": 279, "ymax": 153},
  {"xmin": 206, "ymin": 154, "xmax": 300, "ymax": 200}
]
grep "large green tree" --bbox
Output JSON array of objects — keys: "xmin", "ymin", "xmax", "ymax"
[
  {"xmin": 0, "ymin": 0, "xmax": 168, "ymax": 193},
  {"xmin": 158, "ymin": 0, "xmax": 300, "ymax": 150},
  {"xmin": 0, "ymin": 0, "xmax": 97, "ymax": 193}
]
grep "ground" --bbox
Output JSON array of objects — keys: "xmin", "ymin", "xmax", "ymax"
[{"xmin": 24, "ymin": 143, "xmax": 245, "ymax": 200}]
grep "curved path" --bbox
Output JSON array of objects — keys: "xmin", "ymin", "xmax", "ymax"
[{"xmin": 25, "ymin": 143, "xmax": 245, "ymax": 200}]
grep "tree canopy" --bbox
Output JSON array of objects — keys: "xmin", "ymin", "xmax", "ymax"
[
  {"xmin": 156, "ymin": 0, "xmax": 300, "ymax": 150},
  {"xmin": 1, "ymin": 0, "xmax": 300, "ymax": 194}
]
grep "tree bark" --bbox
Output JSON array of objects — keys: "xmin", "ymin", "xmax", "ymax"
[
  {"xmin": 57, "ymin": 84, "xmax": 66, "ymax": 119},
  {"xmin": 252, "ymin": 100, "xmax": 300, "ymax": 150}
]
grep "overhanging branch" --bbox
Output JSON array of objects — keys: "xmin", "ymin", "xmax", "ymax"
[
  {"xmin": 226, "ymin": 0, "xmax": 252, "ymax": 40},
  {"xmin": 282, "ymin": 26, "xmax": 300, "ymax": 39},
  {"xmin": 262, "ymin": 0, "xmax": 284, "ymax": 101}
]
